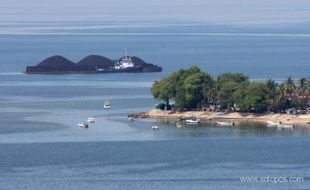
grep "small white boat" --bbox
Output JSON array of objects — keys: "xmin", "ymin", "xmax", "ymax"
[
  {"xmin": 278, "ymin": 123, "xmax": 295, "ymax": 129},
  {"xmin": 104, "ymin": 100, "xmax": 111, "ymax": 109},
  {"xmin": 78, "ymin": 122, "xmax": 89, "ymax": 128},
  {"xmin": 128, "ymin": 117, "xmax": 134, "ymax": 122},
  {"xmin": 216, "ymin": 121, "xmax": 234, "ymax": 126},
  {"xmin": 267, "ymin": 121, "xmax": 295, "ymax": 129},
  {"xmin": 88, "ymin": 117, "xmax": 95, "ymax": 123},
  {"xmin": 185, "ymin": 118, "xmax": 200, "ymax": 124},
  {"xmin": 152, "ymin": 125, "xmax": 159, "ymax": 130},
  {"xmin": 266, "ymin": 121, "xmax": 279, "ymax": 127}
]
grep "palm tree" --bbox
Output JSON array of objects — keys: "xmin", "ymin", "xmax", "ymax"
[
  {"xmin": 298, "ymin": 78, "xmax": 309, "ymax": 109},
  {"xmin": 202, "ymin": 75, "xmax": 216, "ymax": 105},
  {"xmin": 281, "ymin": 76, "xmax": 296, "ymax": 99},
  {"xmin": 277, "ymin": 83, "xmax": 287, "ymax": 111},
  {"xmin": 298, "ymin": 78, "xmax": 308, "ymax": 97},
  {"xmin": 266, "ymin": 79, "xmax": 277, "ymax": 112}
]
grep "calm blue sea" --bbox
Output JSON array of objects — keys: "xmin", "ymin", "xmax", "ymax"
[{"xmin": 0, "ymin": 22, "xmax": 310, "ymax": 189}]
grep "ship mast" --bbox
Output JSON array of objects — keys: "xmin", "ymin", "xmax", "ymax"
[{"xmin": 124, "ymin": 48, "xmax": 128, "ymax": 58}]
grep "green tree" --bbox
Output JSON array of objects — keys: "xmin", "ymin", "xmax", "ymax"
[
  {"xmin": 297, "ymin": 78, "xmax": 308, "ymax": 109},
  {"xmin": 232, "ymin": 81, "xmax": 251, "ymax": 111},
  {"xmin": 277, "ymin": 83, "xmax": 288, "ymax": 111},
  {"xmin": 298, "ymin": 78, "xmax": 308, "ymax": 95},
  {"xmin": 282, "ymin": 76, "xmax": 296, "ymax": 98},
  {"xmin": 175, "ymin": 86, "xmax": 187, "ymax": 111},
  {"xmin": 202, "ymin": 73, "xmax": 216, "ymax": 105},
  {"xmin": 217, "ymin": 81, "xmax": 238, "ymax": 109},
  {"xmin": 151, "ymin": 76, "xmax": 175, "ymax": 109},
  {"xmin": 217, "ymin": 73, "xmax": 249, "ymax": 89},
  {"xmin": 243, "ymin": 82, "xmax": 268, "ymax": 113},
  {"xmin": 266, "ymin": 79, "xmax": 278, "ymax": 112},
  {"xmin": 216, "ymin": 73, "xmax": 249, "ymax": 109},
  {"xmin": 184, "ymin": 73, "xmax": 206, "ymax": 109}
]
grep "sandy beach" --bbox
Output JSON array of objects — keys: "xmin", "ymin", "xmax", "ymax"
[{"xmin": 131, "ymin": 109, "xmax": 310, "ymax": 126}]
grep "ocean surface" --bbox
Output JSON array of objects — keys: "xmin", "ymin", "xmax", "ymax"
[{"xmin": 1, "ymin": 22, "xmax": 310, "ymax": 189}]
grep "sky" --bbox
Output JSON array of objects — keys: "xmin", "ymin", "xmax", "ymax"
[{"xmin": 1, "ymin": 0, "xmax": 310, "ymax": 25}]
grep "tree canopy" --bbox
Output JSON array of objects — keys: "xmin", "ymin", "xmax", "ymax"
[{"xmin": 151, "ymin": 66, "xmax": 309, "ymax": 113}]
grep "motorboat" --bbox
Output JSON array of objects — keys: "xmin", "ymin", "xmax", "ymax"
[
  {"xmin": 185, "ymin": 117, "xmax": 200, "ymax": 124},
  {"xmin": 104, "ymin": 100, "xmax": 111, "ymax": 109},
  {"xmin": 128, "ymin": 117, "xmax": 134, "ymax": 122},
  {"xmin": 78, "ymin": 122, "xmax": 89, "ymax": 128},
  {"xmin": 216, "ymin": 121, "xmax": 234, "ymax": 126},
  {"xmin": 88, "ymin": 117, "xmax": 95, "ymax": 123},
  {"xmin": 152, "ymin": 125, "xmax": 159, "ymax": 130}
]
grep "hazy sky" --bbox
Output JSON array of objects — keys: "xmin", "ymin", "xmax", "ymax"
[{"xmin": 1, "ymin": 0, "xmax": 310, "ymax": 25}]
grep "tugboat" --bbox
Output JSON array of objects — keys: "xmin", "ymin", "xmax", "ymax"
[
  {"xmin": 113, "ymin": 49, "xmax": 143, "ymax": 72},
  {"xmin": 114, "ymin": 49, "xmax": 135, "ymax": 69},
  {"xmin": 104, "ymin": 100, "xmax": 111, "ymax": 109}
]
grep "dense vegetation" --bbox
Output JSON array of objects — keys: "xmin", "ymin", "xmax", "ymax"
[{"xmin": 151, "ymin": 66, "xmax": 309, "ymax": 113}]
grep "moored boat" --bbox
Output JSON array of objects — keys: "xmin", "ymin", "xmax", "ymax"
[
  {"xmin": 78, "ymin": 122, "xmax": 89, "ymax": 128},
  {"xmin": 266, "ymin": 121, "xmax": 295, "ymax": 129},
  {"xmin": 88, "ymin": 117, "xmax": 95, "ymax": 123},
  {"xmin": 277, "ymin": 123, "xmax": 295, "ymax": 129},
  {"xmin": 266, "ymin": 121, "xmax": 279, "ymax": 127},
  {"xmin": 152, "ymin": 125, "xmax": 159, "ymax": 130},
  {"xmin": 104, "ymin": 100, "xmax": 111, "ymax": 109},
  {"xmin": 128, "ymin": 116, "xmax": 134, "ymax": 121},
  {"xmin": 216, "ymin": 121, "xmax": 234, "ymax": 126},
  {"xmin": 185, "ymin": 117, "xmax": 200, "ymax": 124}
]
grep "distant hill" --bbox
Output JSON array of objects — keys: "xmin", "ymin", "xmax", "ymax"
[{"xmin": 26, "ymin": 54, "xmax": 162, "ymax": 74}]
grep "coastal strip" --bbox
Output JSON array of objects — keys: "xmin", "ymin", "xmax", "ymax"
[{"xmin": 129, "ymin": 109, "xmax": 310, "ymax": 125}]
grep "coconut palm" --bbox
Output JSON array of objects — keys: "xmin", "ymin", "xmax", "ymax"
[
  {"xmin": 298, "ymin": 78, "xmax": 308, "ymax": 97},
  {"xmin": 281, "ymin": 76, "xmax": 296, "ymax": 99},
  {"xmin": 277, "ymin": 83, "xmax": 287, "ymax": 111},
  {"xmin": 202, "ymin": 74, "xmax": 216, "ymax": 105},
  {"xmin": 266, "ymin": 79, "xmax": 278, "ymax": 111}
]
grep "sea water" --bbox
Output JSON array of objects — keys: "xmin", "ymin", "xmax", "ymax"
[{"xmin": 0, "ymin": 22, "xmax": 310, "ymax": 189}]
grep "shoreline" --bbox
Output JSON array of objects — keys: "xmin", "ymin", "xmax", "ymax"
[{"xmin": 130, "ymin": 109, "xmax": 310, "ymax": 126}]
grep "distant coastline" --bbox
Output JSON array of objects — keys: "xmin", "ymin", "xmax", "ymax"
[{"xmin": 26, "ymin": 51, "xmax": 162, "ymax": 74}]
